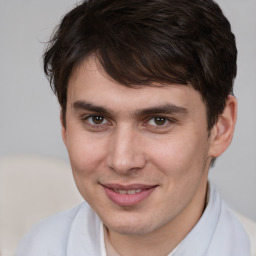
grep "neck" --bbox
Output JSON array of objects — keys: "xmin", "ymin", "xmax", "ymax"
[{"xmin": 105, "ymin": 181, "xmax": 208, "ymax": 256}]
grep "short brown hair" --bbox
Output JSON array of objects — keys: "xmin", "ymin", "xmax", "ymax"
[{"xmin": 44, "ymin": 0, "xmax": 237, "ymax": 129}]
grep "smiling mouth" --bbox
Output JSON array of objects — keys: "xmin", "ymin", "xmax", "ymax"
[
  {"xmin": 102, "ymin": 184, "xmax": 158, "ymax": 206},
  {"xmin": 113, "ymin": 189, "xmax": 143, "ymax": 194}
]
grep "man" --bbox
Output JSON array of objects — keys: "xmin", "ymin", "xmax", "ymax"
[{"xmin": 15, "ymin": 0, "xmax": 251, "ymax": 255}]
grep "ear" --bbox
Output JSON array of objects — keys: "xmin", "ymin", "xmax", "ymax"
[
  {"xmin": 208, "ymin": 95, "xmax": 237, "ymax": 158},
  {"xmin": 60, "ymin": 111, "xmax": 68, "ymax": 146}
]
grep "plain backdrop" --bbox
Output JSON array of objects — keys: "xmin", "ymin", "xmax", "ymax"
[{"xmin": 0, "ymin": 0, "xmax": 255, "ymax": 221}]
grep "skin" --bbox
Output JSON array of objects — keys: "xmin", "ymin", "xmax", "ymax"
[{"xmin": 62, "ymin": 56, "xmax": 237, "ymax": 256}]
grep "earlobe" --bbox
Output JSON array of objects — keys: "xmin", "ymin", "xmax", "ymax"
[
  {"xmin": 60, "ymin": 111, "xmax": 68, "ymax": 146},
  {"xmin": 208, "ymin": 95, "xmax": 237, "ymax": 158}
]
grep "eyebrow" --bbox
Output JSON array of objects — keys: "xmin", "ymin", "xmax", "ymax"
[
  {"xmin": 134, "ymin": 104, "xmax": 188, "ymax": 116},
  {"xmin": 72, "ymin": 101, "xmax": 114, "ymax": 115},
  {"xmin": 72, "ymin": 100, "xmax": 188, "ymax": 117}
]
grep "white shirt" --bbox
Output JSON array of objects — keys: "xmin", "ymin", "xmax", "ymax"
[
  {"xmin": 103, "ymin": 224, "xmax": 180, "ymax": 255},
  {"xmin": 15, "ymin": 182, "xmax": 251, "ymax": 256}
]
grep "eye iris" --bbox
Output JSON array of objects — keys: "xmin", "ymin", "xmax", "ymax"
[
  {"xmin": 92, "ymin": 116, "xmax": 104, "ymax": 124},
  {"xmin": 154, "ymin": 117, "xmax": 166, "ymax": 125}
]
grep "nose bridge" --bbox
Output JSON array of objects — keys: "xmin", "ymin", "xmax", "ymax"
[{"xmin": 107, "ymin": 124, "xmax": 146, "ymax": 173}]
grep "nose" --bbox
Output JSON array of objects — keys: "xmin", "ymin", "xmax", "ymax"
[{"xmin": 107, "ymin": 125, "xmax": 147, "ymax": 174}]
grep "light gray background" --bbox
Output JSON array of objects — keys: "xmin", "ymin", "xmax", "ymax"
[{"xmin": 0, "ymin": 0, "xmax": 255, "ymax": 221}]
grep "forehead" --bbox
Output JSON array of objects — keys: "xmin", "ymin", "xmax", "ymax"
[{"xmin": 67, "ymin": 56, "xmax": 206, "ymax": 115}]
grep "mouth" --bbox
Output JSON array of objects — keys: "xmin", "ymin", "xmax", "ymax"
[
  {"xmin": 102, "ymin": 183, "xmax": 158, "ymax": 207},
  {"xmin": 113, "ymin": 188, "xmax": 144, "ymax": 195}
]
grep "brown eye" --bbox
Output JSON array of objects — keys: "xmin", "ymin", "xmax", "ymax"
[
  {"xmin": 88, "ymin": 116, "xmax": 107, "ymax": 125},
  {"xmin": 153, "ymin": 117, "xmax": 167, "ymax": 126},
  {"xmin": 92, "ymin": 116, "xmax": 104, "ymax": 124}
]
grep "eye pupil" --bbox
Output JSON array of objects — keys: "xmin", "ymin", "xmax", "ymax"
[
  {"xmin": 154, "ymin": 117, "xmax": 166, "ymax": 125},
  {"xmin": 92, "ymin": 116, "xmax": 104, "ymax": 124}
]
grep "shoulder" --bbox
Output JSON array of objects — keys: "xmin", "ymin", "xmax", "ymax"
[
  {"xmin": 217, "ymin": 200, "xmax": 250, "ymax": 241},
  {"xmin": 234, "ymin": 212, "xmax": 256, "ymax": 256},
  {"xmin": 14, "ymin": 202, "xmax": 91, "ymax": 256},
  {"xmin": 207, "ymin": 186, "xmax": 251, "ymax": 256}
]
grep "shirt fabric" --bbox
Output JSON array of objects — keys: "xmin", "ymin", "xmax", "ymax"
[
  {"xmin": 15, "ymin": 182, "xmax": 251, "ymax": 256},
  {"xmin": 103, "ymin": 225, "xmax": 180, "ymax": 256}
]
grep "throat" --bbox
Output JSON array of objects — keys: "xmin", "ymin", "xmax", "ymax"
[{"xmin": 103, "ymin": 225, "xmax": 179, "ymax": 256}]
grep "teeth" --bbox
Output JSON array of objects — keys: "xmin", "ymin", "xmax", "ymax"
[{"xmin": 114, "ymin": 189, "xmax": 143, "ymax": 194}]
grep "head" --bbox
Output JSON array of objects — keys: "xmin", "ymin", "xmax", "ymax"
[
  {"xmin": 44, "ymin": 0, "xmax": 237, "ymax": 130},
  {"xmin": 43, "ymin": 0, "xmax": 237, "ymax": 249}
]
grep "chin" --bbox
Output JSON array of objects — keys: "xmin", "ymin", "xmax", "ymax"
[
  {"xmin": 110, "ymin": 224, "xmax": 153, "ymax": 236},
  {"xmin": 103, "ymin": 213, "xmax": 159, "ymax": 235}
]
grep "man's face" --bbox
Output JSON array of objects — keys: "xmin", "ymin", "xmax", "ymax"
[{"xmin": 63, "ymin": 56, "xmax": 214, "ymax": 236}]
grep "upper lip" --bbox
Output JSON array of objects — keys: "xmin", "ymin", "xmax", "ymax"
[{"xmin": 102, "ymin": 183, "xmax": 158, "ymax": 190}]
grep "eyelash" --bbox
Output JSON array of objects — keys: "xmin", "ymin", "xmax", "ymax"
[
  {"xmin": 144, "ymin": 116, "xmax": 176, "ymax": 131},
  {"xmin": 81, "ymin": 115, "xmax": 176, "ymax": 130},
  {"xmin": 81, "ymin": 115, "xmax": 111, "ymax": 129}
]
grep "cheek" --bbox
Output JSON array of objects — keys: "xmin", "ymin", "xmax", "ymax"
[
  {"xmin": 66, "ymin": 133, "xmax": 107, "ymax": 179},
  {"xmin": 149, "ymin": 132, "xmax": 209, "ymax": 178},
  {"xmin": 148, "ymin": 134, "xmax": 209, "ymax": 214},
  {"xmin": 65, "ymin": 135, "xmax": 109, "ymax": 203}
]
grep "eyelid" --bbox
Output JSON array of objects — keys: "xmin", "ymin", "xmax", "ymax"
[
  {"xmin": 146, "ymin": 115, "xmax": 175, "ymax": 123},
  {"xmin": 143, "ymin": 115, "xmax": 177, "ymax": 129},
  {"xmin": 88, "ymin": 115, "xmax": 107, "ymax": 124},
  {"xmin": 81, "ymin": 114, "xmax": 112, "ymax": 129}
]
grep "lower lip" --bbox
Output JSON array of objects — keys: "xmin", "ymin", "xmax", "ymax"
[{"xmin": 103, "ymin": 186, "xmax": 157, "ymax": 207}]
